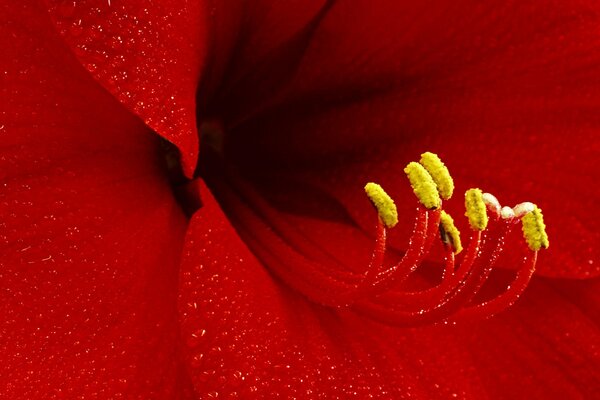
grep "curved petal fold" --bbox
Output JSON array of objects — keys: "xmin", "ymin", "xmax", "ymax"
[{"xmin": 46, "ymin": 0, "xmax": 209, "ymax": 175}]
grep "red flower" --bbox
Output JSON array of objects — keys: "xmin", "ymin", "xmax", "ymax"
[{"xmin": 2, "ymin": 1, "xmax": 599, "ymax": 398}]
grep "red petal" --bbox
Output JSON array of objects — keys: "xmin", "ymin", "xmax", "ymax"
[
  {"xmin": 209, "ymin": 1, "xmax": 600, "ymax": 278},
  {"xmin": 1, "ymin": 3, "xmax": 192, "ymax": 398},
  {"xmin": 461, "ymin": 276, "xmax": 600, "ymax": 398},
  {"xmin": 180, "ymin": 182, "xmax": 600, "ymax": 397},
  {"xmin": 46, "ymin": 0, "xmax": 209, "ymax": 176},
  {"xmin": 198, "ymin": 0, "xmax": 327, "ymax": 116}
]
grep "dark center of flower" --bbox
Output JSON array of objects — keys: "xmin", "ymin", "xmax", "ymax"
[
  {"xmin": 199, "ymin": 120, "xmax": 226, "ymax": 157},
  {"xmin": 160, "ymin": 120, "xmax": 229, "ymax": 216}
]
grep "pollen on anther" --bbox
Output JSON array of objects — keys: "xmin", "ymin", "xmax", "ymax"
[
  {"xmin": 419, "ymin": 152, "xmax": 454, "ymax": 200},
  {"xmin": 521, "ymin": 205, "xmax": 549, "ymax": 251},
  {"xmin": 465, "ymin": 188, "xmax": 488, "ymax": 231},
  {"xmin": 439, "ymin": 211, "xmax": 463, "ymax": 254},
  {"xmin": 404, "ymin": 162, "xmax": 441, "ymax": 209},
  {"xmin": 364, "ymin": 182, "xmax": 398, "ymax": 228}
]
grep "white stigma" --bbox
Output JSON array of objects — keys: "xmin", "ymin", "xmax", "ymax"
[
  {"xmin": 501, "ymin": 206, "xmax": 515, "ymax": 220},
  {"xmin": 482, "ymin": 192, "xmax": 501, "ymax": 217},
  {"xmin": 513, "ymin": 202, "xmax": 535, "ymax": 218}
]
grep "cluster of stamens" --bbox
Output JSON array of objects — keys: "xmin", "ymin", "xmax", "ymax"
[
  {"xmin": 291, "ymin": 152, "xmax": 548, "ymax": 326},
  {"xmin": 217, "ymin": 149, "xmax": 549, "ymax": 326}
]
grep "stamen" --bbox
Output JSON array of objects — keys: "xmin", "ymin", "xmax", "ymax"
[
  {"xmin": 451, "ymin": 253, "xmax": 538, "ymax": 321},
  {"xmin": 370, "ymin": 212, "xmax": 488, "ymax": 311},
  {"xmin": 361, "ymin": 207, "xmax": 431, "ymax": 295},
  {"xmin": 465, "ymin": 188, "xmax": 488, "ymax": 231},
  {"xmin": 365, "ymin": 182, "xmax": 495, "ymax": 311},
  {"xmin": 450, "ymin": 209, "xmax": 549, "ymax": 321},
  {"xmin": 419, "ymin": 152, "xmax": 454, "ymax": 200},
  {"xmin": 521, "ymin": 205, "xmax": 549, "ymax": 251},
  {"xmin": 364, "ymin": 182, "xmax": 398, "ymax": 228},
  {"xmin": 404, "ymin": 162, "xmax": 441, "ymax": 209},
  {"xmin": 354, "ymin": 216, "xmax": 512, "ymax": 326},
  {"xmin": 439, "ymin": 210, "xmax": 463, "ymax": 254}
]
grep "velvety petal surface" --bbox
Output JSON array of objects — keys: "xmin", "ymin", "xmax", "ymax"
[
  {"xmin": 205, "ymin": 0, "xmax": 600, "ymax": 278},
  {"xmin": 46, "ymin": 0, "xmax": 208, "ymax": 176},
  {"xmin": 180, "ymin": 182, "xmax": 600, "ymax": 398},
  {"xmin": 1, "ymin": 3, "xmax": 191, "ymax": 398}
]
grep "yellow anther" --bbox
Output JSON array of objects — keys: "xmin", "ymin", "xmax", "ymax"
[
  {"xmin": 419, "ymin": 152, "xmax": 454, "ymax": 200},
  {"xmin": 439, "ymin": 211, "xmax": 463, "ymax": 254},
  {"xmin": 464, "ymin": 188, "xmax": 488, "ymax": 231},
  {"xmin": 404, "ymin": 162, "xmax": 441, "ymax": 209},
  {"xmin": 521, "ymin": 205, "xmax": 549, "ymax": 251},
  {"xmin": 364, "ymin": 182, "xmax": 398, "ymax": 228}
]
